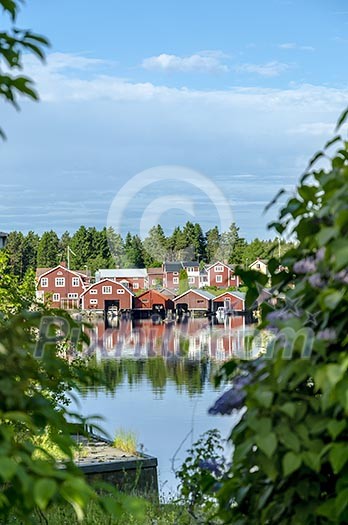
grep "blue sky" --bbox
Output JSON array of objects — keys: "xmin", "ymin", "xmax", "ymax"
[{"xmin": 1, "ymin": 0, "xmax": 348, "ymax": 239}]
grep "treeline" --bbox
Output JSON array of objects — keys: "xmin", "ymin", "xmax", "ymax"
[{"xmin": 3, "ymin": 222, "xmax": 293, "ymax": 278}]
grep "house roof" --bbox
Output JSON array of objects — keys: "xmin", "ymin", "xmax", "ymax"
[
  {"xmin": 81, "ymin": 278, "xmax": 134, "ymax": 297},
  {"xmin": 159, "ymin": 287, "xmax": 176, "ymax": 297},
  {"xmin": 213, "ymin": 291, "xmax": 246, "ymax": 302},
  {"xmin": 205, "ymin": 260, "xmax": 234, "ymax": 271},
  {"xmin": 147, "ymin": 267, "xmax": 163, "ymax": 275},
  {"xmin": 37, "ymin": 265, "xmax": 88, "ymax": 282},
  {"xmin": 0, "ymin": 231, "xmax": 8, "ymax": 237},
  {"xmin": 249, "ymin": 259, "xmax": 268, "ymax": 266},
  {"xmin": 182, "ymin": 261, "xmax": 199, "ymax": 268},
  {"xmin": 96, "ymin": 268, "xmax": 147, "ymax": 279},
  {"xmin": 163, "ymin": 261, "xmax": 199, "ymax": 272},
  {"xmin": 174, "ymin": 288, "xmax": 215, "ymax": 302}
]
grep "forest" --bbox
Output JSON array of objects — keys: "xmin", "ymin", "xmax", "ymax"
[{"xmin": 3, "ymin": 222, "xmax": 293, "ymax": 279}]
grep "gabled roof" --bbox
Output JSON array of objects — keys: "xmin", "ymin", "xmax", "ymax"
[
  {"xmin": 81, "ymin": 278, "xmax": 134, "ymax": 297},
  {"xmin": 182, "ymin": 261, "xmax": 199, "ymax": 268},
  {"xmin": 205, "ymin": 260, "xmax": 234, "ymax": 271},
  {"xmin": 96, "ymin": 268, "xmax": 147, "ymax": 279},
  {"xmin": 163, "ymin": 262, "xmax": 182, "ymax": 272},
  {"xmin": 37, "ymin": 265, "xmax": 88, "ymax": 282},
  {"xmin": 0, "ymin": 231, "xmax": 8, "ymax": 237},
  {"xmin": 159, "ymin": 287, "xmax": 176, "ymax": 297},
  {"xmin": 213, "ymin": 291, "xmax": 246, "ymax": 302},
  {"xmin": 249, "ymin": 258, "xmax": 268, "ymax": 266},
  {"xmin": 174, "ymin": 288, "xmax": 215, "ymax": 302},
  {"xmin": 136, "ymin": 289, "xmax": 171, "ymax": 301}
]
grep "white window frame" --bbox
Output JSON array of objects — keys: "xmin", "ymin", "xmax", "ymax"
[
  {"xmin": 41, "ymin": 277, "xmax": 48, "ymax": 287},
  {"xmin": 230, "ymin": 274, "xmax": 235, "ymax": 280},
  {"xmin": 173, "ymin": 272, "xmax": 179, "ymax": 276},
  {"xmin": 133, "ymin": 283, "xmax": 139, "ymax": 289},
  {"xmin": 188, "ymin": 276, "xmax": 195, "ymax": 284},
  {"xmin": 214, "ymin": 265, "xmax": 224, "ymax": 273},
  {"xmin": 90, "ymin": 299, "xmax": 98, "ymax": 305},
  {"xmin": 68, "ymin": 293, "xmax": 78, "ymax": 299},
  {"xmin": 173, "ymin": 277, "xmax": 179, "ymax": 285},
  {"xmin": 216, "ymin": 275, "xmax": 223, "ymax": 283},
  {"xmin": 72, "ymin": 277, "xmax": 80, "ymax": 287},
  {"xmin": 102, "ymin": 286, "xmax": 112, "ymax": 294},
  {"xmin": 52, "ymin": 293, "xmax": 60, "ymax": 302},
  {"xmin": 117, "ymin": 289, "xmax": 125, "ymax": 294},
  {"xmin": 90, "ymin": 289, "xmax": 97, "ymax": 294},
  {"xmin": 55, "ymin": 277, "xmax": 65, "ymax": 287}
]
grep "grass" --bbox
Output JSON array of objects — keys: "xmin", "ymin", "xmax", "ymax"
[
  {"xmin": 32, "ymin": 430, "xmax": 87, "ymax": 461},
  {"xmin": 113, "ymin": 429, "xmax": 138, "ymax": 455},
  {"xmin": 8, "ymin": 501, "xmax": 195, "ymax": 524}
]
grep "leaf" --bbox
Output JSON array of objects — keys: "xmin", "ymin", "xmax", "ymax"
[
  {"xmin": 329, "ymin": 444, "xmax": 348, "ymax": 474},
  {"xmin": 324, "ymin": 135, "xmax": 341, "ymax": 149},
  {"xmin": 306, "ymin": 151, "xmax": 324, "ymax": 170},
  {"xmin": 302, "ymin": 451, "xmax": 321, "ymax": 472},
  {"xmin": 336, "ymin": 107, "xmax": 348, "ymax": 131},
  {"xmin": 336, "ymin": 488, "xmax": 348, "ymax": 517},
  {"xmin": 328, "ymin": 420, "xmax": 346, "ymax": 440},
  {"xmin": 316, "ymin": 499, "xmax": 337, "ymax": 519},
  {"xmin": 0, "ymin": 457, "xmax": 17, "ymax": 481},
  {"xmin": 256, "ymin": 433, "xmax": 277, "ymax": 458},
  {"xmin": 34, "ymin": 479, "xmax": 57, "ymax": 510},
  {"xmin": 279, "ymin": 402, "xmax": 296, "ymax": 418},
  {"xmin": 264, "ymin": 189, "xmax": 286, "ymax": 213},
  {"xmin": 282, "ymin": 452, "xmax": 301, "ymax": 476}
]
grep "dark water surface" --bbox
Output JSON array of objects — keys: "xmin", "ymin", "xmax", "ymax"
[{"xmin": 76, "ymin": 317, "xmax": 255, "ymax": 496}]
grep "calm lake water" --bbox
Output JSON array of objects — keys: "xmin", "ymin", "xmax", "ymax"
[{"xmin": 76, "ymin": 316, "xmax": 256, "ymax": 496}]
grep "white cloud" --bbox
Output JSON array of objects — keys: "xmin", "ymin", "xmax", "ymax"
[
  {"xmin": 234, "ymin": 61, "xmax": 290, "ymax": 77},
  {"xmin": 279, "ymin": 42, "xmax": 315, "ymax": 51},
  {"xmin": 141, "ymin": 51, "xmax": 229, "ymax": 73},
  {"xmin": 288, "ymin": 122, "xmax": 335, "ymax": 136}
]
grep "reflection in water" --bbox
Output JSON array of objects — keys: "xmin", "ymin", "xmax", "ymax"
[
  {"xmin": 84, "ymin": 316, "xmax": 258, "ymax": 362},
  {"xmin": 77, "ymin": 317, "xmax": 259, "ymax": 495}
]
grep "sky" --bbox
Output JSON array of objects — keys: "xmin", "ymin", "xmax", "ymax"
[{"xmin": 1, "ymin": 0, "xmax": 348, "ymax": 240}]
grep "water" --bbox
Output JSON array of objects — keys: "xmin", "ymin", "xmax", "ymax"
[{"xmin": 76, "ymin": 316, "xmax": 255, "ymax": 496}]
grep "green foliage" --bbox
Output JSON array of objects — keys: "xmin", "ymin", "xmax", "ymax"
[
  {"xmin": 178, "ymin": 269, "xmax": 189, "ymax": 294},
  {"xmin": 0, "ymin": 0, "xmax": 50, "ymax": 139},
  {"xmin": 0, "ymin": 254, "xmax": 146, "ymax": 522},
  {"xmin": 37, "ymin": 230, "xmax": 60, "ymax": 268},
  {"xmin": 176, "ymin": 429, "xmax": 224, "ymax": 523},
  {"xmin": 210, "ymin": 116, "xmax": 348, "ymax": 524}
]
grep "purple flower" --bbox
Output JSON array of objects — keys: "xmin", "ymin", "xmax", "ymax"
[
  {"xmin": 334, "ymin": 270, "xmax": 348, "ymax": 285},
  {"xmin": 198, "ymin": 459, "xmax": 223, "ymax": 476},
  {"xmin": 308, "ymin": 273, "xmax": 325, "ymax": 289},
  {"xmin": 317, "ymin": 329, "xmax": 336, "ymax": 341},
  {"xmin": 315, "ymin": 248, "xmax": 325, "ymax": 262},
  {"xmin": 209, "ymin": 387, "xmax": 246, "ymax": 415},
  {"xmin": 293, "ymin": 258, "xmax": 317, "ymax": 274},
  {"xmin": 267, "ymin": 310, "xmax": 293, "ymax": 323}
]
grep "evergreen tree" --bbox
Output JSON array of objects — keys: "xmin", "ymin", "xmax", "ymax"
[
  {"xmin": 216, "ymin": 223, "xmax": 241, "ymax": 262},
  {"xmin": 58, "ymin": 231, "xmax": 71, "ymax": 263},
  {"xmin": 143, "ymin": 225, "xmax": 167, "ymax": 267},
  {"xmin": 124, "ymin": 234, "xmax": 145, "ymax": 267},
  {"xmin": 22, "ymin": 231, "xmax": 39, "ymax": 275},
  {"xmin": 206, "ymin": 226, "xmax": 220, "ymax": 262},
  {"xmin": 166, "ymin": 226, "xmax": 187, "ymax": 260},
  {"xmin": 37, "ymin": 230, "xmax": 59, "ymax": 268},
  {"xmin": 4, "ymin": 231, "xmax": 24, "ymax": 277},
  {"xmin": 107, "ymin": 227, "xmax": 125, "ymax": 267}
]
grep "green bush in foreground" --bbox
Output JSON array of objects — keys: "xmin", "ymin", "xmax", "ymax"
[{"xmin": 207, "ymin": 114, "xmax": 348, "ymax": 524}]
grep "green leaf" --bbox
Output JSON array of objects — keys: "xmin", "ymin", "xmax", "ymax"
[
  {"xmin": 0, "ymin": 457, "xmax": 17, "ymax": 481},
  {"xmin": 34, "ymin": 478, "xmax": 57, "ymax": 510},
  {"xmin": 329, "ymin": 444, "xmax": 348, "ymax": 474},
  {"xmin": 321, "ymin": 290, "xmax": 344, "ymax": 310},
  {"xmin": 328, "ymin": 420, "xmax": 346, "ymax": 440},
  {"xmin": 336, "ymin": 107, "xmax": 348, "ymax": 131},
  {"xmin": 336, "ymin": 488, "xmax": 348, "ymax": 517},
  {"xmin": 279, "ymin": 402, "xmax": 296, "ymax": 418},
  {"xmin": 283, "ymin": 452, "xmax": 301, "ymax": 476},
  {"xmin": 257, "ymin": 390, "xmax": 274, "ymax": 409},
  {"xmin": 317, "ymin": 499, "xmax": 337, "ymax": 519},
  {"xmin": 256, "ymin": 433, "xmax": 277, "ymax": 458},
  {"xmin": 302, "ymin": 451, "xmax": 321, "ymax": 472}
]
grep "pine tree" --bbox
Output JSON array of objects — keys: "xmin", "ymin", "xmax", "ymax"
[
  {"xmin": 4, "ymin": 231, "xmax": 25, "ymax": 277},
  {"xmin": 37, "ymin": 231, "xmax": 59, "ymax": 268}
]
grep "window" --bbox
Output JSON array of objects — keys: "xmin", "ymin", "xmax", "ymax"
[
  {"xmin": 188, "ymin": 276, "xmax": 195, "ymax": 283},
  {"xmin": 41, "ymin": 277, "xmax": 48, "ymax": 287},
  {"xmin": 256, "ymin": 263, "xmax": 261, "ymax": 269},
  {"xmin": 231, "ymin": 274, "xmax": 235, "ymax": 280},
  {"xmin": 90, "ymin": 289, "xmax": 97, "ymax": 294},
  {"xmin": 52, "ymin": 293, "xmax": 60, "ymax": 302},
  {"xmin": 133, "ymin": 283, "xmax": 139, "ymax": 289},
  {"xmin": 68, "ymin": 293, "xmax": 78, "ymax": 299},
  {"xmin": 173, "ymin": 277, "xmax": 179, "ymax": 284},
  {"xmin": 215, "ymin": 265, "xmax": 223, "ymax": 272},
  {"xmin": 72, "ymin": 277, "xmax": 80, "ymax": 287},
  {"xmin": 55, "ymin": 277, "xmax": 65, "ymax": 287},
  {"xmin": 197, "ymin": 299, "xmax": 204, "ymax": 304},
  {"xmin": 90, "ymin": 299, "xmax": 97, "ymax": 305},
  {"xmin": 173, "ymin": 272, "xmax": 178, "ymax": 276},
  {"xmin": 216, "ymin": 275, "xmax": 223, "ymax": 283},
  {"xmin": 117, "ymin": 289, "xmax": 125, "ymax": 294},
  {"xmin": 102, "ymin": 286, "xmax": 112, "ymax": 294}
]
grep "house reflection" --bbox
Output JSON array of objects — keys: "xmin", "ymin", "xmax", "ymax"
[{"xmin": 85, "ymin": 316, "xmax": 257, "ymax": 361}]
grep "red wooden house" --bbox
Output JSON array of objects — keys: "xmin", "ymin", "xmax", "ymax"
[
  {"xmin": 206, "ymin": 261, "xmax": 240, "ymax": 288},
  {"xmin": 80, "ymin": 279, "xmax": 134, "ymax": 312},
  {"xmin": 213, "ymin": 291, "xmax": 245, "ymax": 312},
  {"xmin": 36, "ymin": 264, "xmax": 89, "ymax": 309},
  {"xmin": 134, "ymin": 289, "xmax": 174, "ymax": 317},
  {"xmin": 173, "ymin": 289, "xmax": 215, "ymax": 314},
  {"xmin": 147, "ymin": 267, "xmax": 164, "ymax": 288},
  {"xmin": 95, "ymin": 269, "xmax": 148, "ymax": 291}
]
